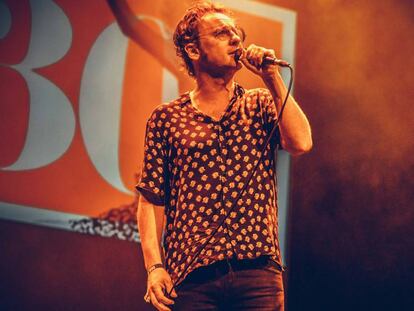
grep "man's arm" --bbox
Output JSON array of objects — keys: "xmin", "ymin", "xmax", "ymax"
[
  {"xmin": 106, "ymin": 0, "xmax": 180, "ymax": 77},
  {"xmin": 241, "ymin": 45, "xmax": 313, "ymax": 155},
  {"xmin": 137, "ymin": 194, "xmax": 165, "ymax": 269},
  {"xmin": 264, "ymin": 73, "xmax": 313, "ymax": 155},
  {"xmin": 137, "ymin": 195, "xmax": 177, "ymax": 311}
]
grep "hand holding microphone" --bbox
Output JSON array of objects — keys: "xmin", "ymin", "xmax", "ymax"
[{"xmin": 235, "ymin": 44, "xmax": 290, "ymax": 78}]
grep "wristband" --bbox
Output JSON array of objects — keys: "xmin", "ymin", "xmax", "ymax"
[{"xmin": 147, "ymin": 263, "xmax": 163, "ymax": 274}]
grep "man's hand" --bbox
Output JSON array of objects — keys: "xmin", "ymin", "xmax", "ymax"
[
  {"xmin": 241, "ymin": 44, "xmax": 280, "ymax": 81},
  {"xmin": 146, "ymin": 268, "xmax": 177, "ymax": 311}
]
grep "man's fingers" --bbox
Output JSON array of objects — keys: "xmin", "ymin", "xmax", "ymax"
[
  {"xmin": 154, "ymin": 285, "xmax": 175, "ymax": 306},
  {"xmin": 150, "ymin": 290, "xmax": 171, "ymax": 311},
  {"xmin": 254, "ymin": 49, "xmax": 264, "ymax": 68},
  {"xmin": 170, "ymin": 288, "xmax": 178, "ymax": 298},
  {"xmin": 242, "ymin": 45, "xmax": 262, "ymax": 73},
  {"xmin": 148, "ymin": 291, "xmax": 161, "ymax": 310},
  {"xmin": 165, "ymin": 280, "xmax": 178, "ymax": 298},
  {"xmin": 241, "ymin": 57, "xmax": 261, "ymax": 75},
  {"xmin": 246, "ymin": 45, "xmax": 262, "ymax": 68},
  {"xmin": 244, "ymin": 44, "xmax": 278, "ymax": 73},
  {"xmin": 247, "ymin": 48, "xmax": 258, "ymax": 68}
]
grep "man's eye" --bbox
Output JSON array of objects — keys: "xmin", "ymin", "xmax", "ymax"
[
  {"xmin": 212, "ymin": 27, "xmax": 244, "ymax": 41},
  {"xmin": 215, "ymin": 29, "xmax": 228, "ymax": 37}
]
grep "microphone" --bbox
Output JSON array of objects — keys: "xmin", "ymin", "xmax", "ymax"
[
  {"xmin": 234, "ymin": 49, "xmax": 290, "ymax": 68},
  {"xmin": 263, "ymin": 56, "xmax": 291, "ymax": 68}
]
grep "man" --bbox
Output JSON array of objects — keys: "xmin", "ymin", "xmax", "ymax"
[{"xmin": 128, "ymin": 2, "xmax": 312, "ymax": 310}]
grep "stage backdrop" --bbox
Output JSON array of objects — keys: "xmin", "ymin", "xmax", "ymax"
[{"xmin": 0, "ymin": 0, "xmax": 296, "ymax": 263}]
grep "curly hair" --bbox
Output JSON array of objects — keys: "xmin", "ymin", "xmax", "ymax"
[{"xmin": 173, "ymin": 1, "xmax": 233, "ymax": 77}]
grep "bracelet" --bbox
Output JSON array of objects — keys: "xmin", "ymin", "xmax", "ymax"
[{"xmin": 147, "ymin": 263, "xmax": 163, "ymax": 274}]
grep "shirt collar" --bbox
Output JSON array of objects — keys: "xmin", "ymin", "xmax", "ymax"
[{"xmin": 179, "ymin": 82, "xmax": 245, "ymax": 107}]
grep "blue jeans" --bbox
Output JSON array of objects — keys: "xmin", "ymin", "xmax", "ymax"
[{"xmin": 172, "ymin": 256, "xmax": 285, "ymax": 311}]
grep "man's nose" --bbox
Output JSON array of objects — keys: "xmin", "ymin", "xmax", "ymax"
[{"xmin": 229, "ymin": 31, "xmax": 241, "ymax": 46}]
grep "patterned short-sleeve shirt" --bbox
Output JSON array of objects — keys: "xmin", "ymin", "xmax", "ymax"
[{"xmin": 136, "ymin": 83, "xmax": 283, "ymax": 286}]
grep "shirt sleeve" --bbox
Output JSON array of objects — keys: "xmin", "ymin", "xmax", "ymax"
[
  {"xmin": 258, "ymin": 88, "xmax": 282, "ymax": 146},
  {"xmin": 136, "ymin": 108, "xmax": 168, "ymax": 206}
]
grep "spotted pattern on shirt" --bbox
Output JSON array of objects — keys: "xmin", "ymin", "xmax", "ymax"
[{"xmin": 136, "ymin": 84, "xmax": 283, "ymax": 286}]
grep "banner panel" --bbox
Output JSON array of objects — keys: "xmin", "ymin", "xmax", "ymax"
[{"xmin": 0, "ymin": 0, "xmax": 295, "ymax": 262}]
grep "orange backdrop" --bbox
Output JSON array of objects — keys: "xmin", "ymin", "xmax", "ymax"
[{"xmin": 0, "ymin": 0, "xmax": 286, "ymax": 218}]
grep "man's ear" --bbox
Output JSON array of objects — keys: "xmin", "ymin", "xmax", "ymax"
[{"xmin": 184, "ymin": 43, "xmax": 200, "ymax": 61}]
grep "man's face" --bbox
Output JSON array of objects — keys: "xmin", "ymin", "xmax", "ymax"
[{"xmin": 195, "ymin": 12, "xmax": 244, "ymax": 76}]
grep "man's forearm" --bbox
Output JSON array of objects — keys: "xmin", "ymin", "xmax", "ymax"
[
  {"xmin": 137, "ymin": 195, "xmax": 165, "ymax": 269},
  {"xmin": 107, "ymin": 0, "xmax": 136, "ymax": 34},
  {"xmin": 106, "ymin": 0, "xmax": 180, "ymax": 77},
  {"xmin": 264, "ymin": 73, "xmax": 313, "ymax": 155}
]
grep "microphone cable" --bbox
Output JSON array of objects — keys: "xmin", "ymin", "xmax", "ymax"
[{"xmin": 168, "ymin": 64, "xmax": 294, "ymax": 293}]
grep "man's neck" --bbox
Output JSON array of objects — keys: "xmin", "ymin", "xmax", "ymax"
[{"xmin": 192, "ymin": 71, "xmax": 235, "ymax": 104}]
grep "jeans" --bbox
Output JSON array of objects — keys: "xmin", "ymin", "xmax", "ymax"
[{"xmin": 172, "ymin": 256, "xmax": 284, "ymax": 311}]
